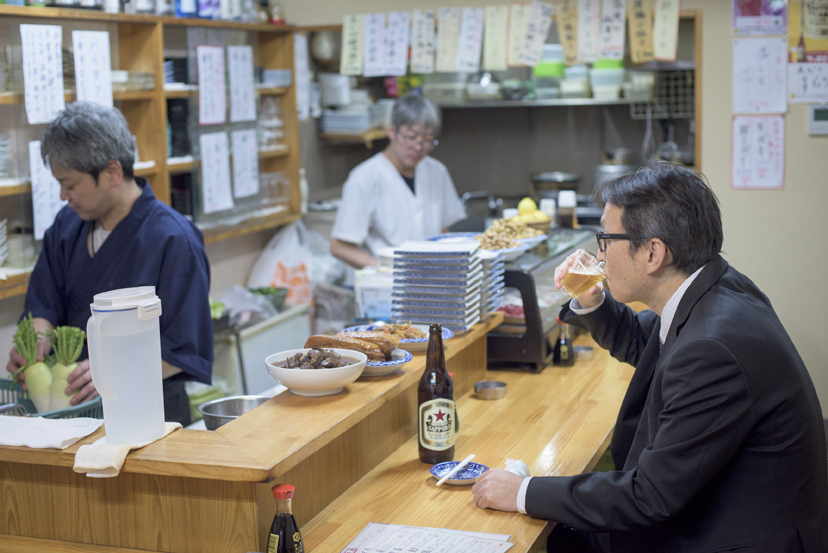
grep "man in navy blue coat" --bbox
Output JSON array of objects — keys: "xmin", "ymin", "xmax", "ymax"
[
  {"xmin": 473, "ymin": 163, "xmax": 828, "ymax": 552},
  {"xmin": 6, "ymin": 102, "xmax": 212, "ymax": 425}
]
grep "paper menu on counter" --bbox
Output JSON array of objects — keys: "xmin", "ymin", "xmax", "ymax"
[
  {"xmin": 340, "ymin": 15, "xmax": 364, "ymax": 76},
  {"xmin": 20, "ymin": 24, "xmax": 65, "ymax": 125},
  {"xmin": 72, "ymin": 31, "xmax": 113, "ymax": 108},
  {"xmin": 519, "ymin": 2, "xmax": 555, "ymax": 66},
  {"xmin": 653, "ymin": 0, "xmax": 681, "ymax": 61},
  {"xmin": 339, "ymin": 523, "xmax": 514, "ymax": 553},
  {"xmin": 733, "ymin": 37, "xmax": 787, "ymax": 114},
  {"xmin": 457, "ymin": 8, "xmax": 485, "ymax": 72},
  {"xmin": 731, "ymin": 115, "xmax": 785, "ymax": 190},
  {"xmin": 555, "ymin": 0, "xmax": 579, "ymax": 65},
  {"xmin": 411, "ymin": 10, "xmax": 436, "ymax": 74},
  {"xmin": 231, "ymin": 129, "xmax": 259, "ymax": 198},
  {"xmin": 483, "ymin": 6, "xmax": 509, "ymax": 71},
  {"xmin": 29, "ymin": 140, "xmax": 66, "ymax": 241},
  {"xmin": 199, "ymin": 132, "xmax": 235, "ymax": 213},
  {"xmin": 386, "ymin": 12, "xmax": 411, "ymax": 77},
  {"xmin": 578, "ymin": 0, "xmax": 602, "ymax": 63},
  {"xmin": 627, "ymin": 0, "xmax": 655, "ymax": 64},
  {"xmin": 601, "ymin": 0, "xmax": 627, "ymax": 60},
  {"xmin": 508, "ymin": 3, "xmax": 532, "ymax": 66},
  {"xmin": 436, "ymin": 7, "xmax": 461, "ymax": 72},
  {"xmin": 228, "ymin": 45, "xmax": 256, "ymax": 123},
  {"xmin": 363, "ymin": 13, "xmax": 387, "ymax": 77},
  {"xmin": 197, "ymin": 45, "xmax": 226, "ymax": 125}
]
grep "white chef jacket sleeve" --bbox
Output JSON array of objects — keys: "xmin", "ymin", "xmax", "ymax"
[
  {"xmin": 437, "ymin": 164, "xmax": 466, "ymax": 230},
  {"xmin": 331, "ymin": 168, "xmax": 374, "ymax": 246}
]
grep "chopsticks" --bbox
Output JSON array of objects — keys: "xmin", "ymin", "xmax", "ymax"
[{"xmin": 436, "ymin": 454, "xmax": 475, "ymax": 486}]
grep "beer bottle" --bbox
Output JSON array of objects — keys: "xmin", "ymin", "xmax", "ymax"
[
  {"xmin": 267, "ymin": 484, "xmax": 304, "ymax": 553},
  {"xmin": 552, "ymin": 319, "xmax": 575, "ymax": 367},
  {"xmin": 418, "ymin": 323, "xmax": 455, "ymax": 464}
]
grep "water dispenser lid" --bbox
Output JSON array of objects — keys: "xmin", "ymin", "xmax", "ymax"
[{"xmin": 91, "ymin": 286, "xmax": 161, "ymax": 319}]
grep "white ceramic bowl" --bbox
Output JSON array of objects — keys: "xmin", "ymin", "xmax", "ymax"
[{"xmin": 265, "ymin": 348, "xmax": 367, "ymax": 396}]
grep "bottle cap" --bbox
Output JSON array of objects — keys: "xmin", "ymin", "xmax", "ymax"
[{"xmin": 272, "ymin": 484, "xmax": 295, "ymax": 500}]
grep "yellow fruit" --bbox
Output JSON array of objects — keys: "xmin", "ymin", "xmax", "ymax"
[
  {"xmin": 519, "ymin": 213, "xmax": 535, "ymax": 223},
  {"xmin": 532, "ymin": 211, "xmax": 549, "ymax": 221},
  {"xmin": 518, "ymin": 197, "xmax": 537, "ymax": 216}
]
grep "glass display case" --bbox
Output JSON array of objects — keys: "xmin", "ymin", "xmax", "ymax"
[{"xmin": 487, "ymin": 226, "xmax": 596, "ymax": 372}]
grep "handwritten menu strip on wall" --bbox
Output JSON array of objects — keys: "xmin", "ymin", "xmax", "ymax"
[
  {"xmin": 294, "ymin": 33, "xmax": 311, "ymax": 120},
  {"xmin": 457, "ymin": 7, "xmax": 485, "ymax": 72},
  {"xmin": 436, "ymin": 7, "xmax": 461, "ymax": 72},
  {"xmin": 732, "ymin": 115, "xmax": 785, "ymax": 190},
  {"xmin": 578, "ymin": 0, "xmax": 602, "ymax": 63},
  {"xmin": 509, "ymin": 3, "xmax": 532, "ymax": 67},
  {"xmin": 228, "ymin": 45, "xmax": 256, "ymax": 123},
  {"xmin": 555, "ymin": 0, "xmax": 580, "ymax": 65},
  {"xmin": 733, "ymin": 37, "xmax": 787, "ymax": 114},
  {"xmin": 29, "ymin": 140, "xmax": 66, "ymax": 241},
  {"xmin": 197, "ymin": 45, "xmax": 226, "ymax": 125},
  {"xmin": 483, "ymin": 6, "xmax": 509, "ymax": 71},
  {"xmin": 386, "ymin": 12, "xmax": 411, "ymax": 77},
  {"xmin": 20, "ymin": 24, "xmax": 65, "ymax": 125},
  {"xmin": 363, "ymin": 13, "xmax": 388, "ymax": 77},
  {"xmin": 788, "ymin": 63, "xmax": 828, "ymax": 103},
  {"xmin": 340, "ymin": 15, "xmax": 364, "ymax": 76},
  {"xmin": 627, "ymin": 0, "xmax": 654, "ymax": 64},
  {"xmin": 200, "ymin": 132, "xmax": 234, "ymax": 214},
  {"xmin": 412, "ymin": 10, "xmax": 436, "ymax": 74},
  {"xmin": 72, "ymin": 30, "xmax": 113, "ymax": 108},
  {"xmin": 653, "ymin": 0, "xmax": 680, "ymax": 61},
  {"xmin": 231, "ymin": 129, "xmax": 260, "ymax": 199},
  {"xmin": 601, "ymin": 0, "xmax": 627, "ymax": 60},
  {"xmin": 519, "ymin": 1, "xmax": 555, "ymax": 66}
]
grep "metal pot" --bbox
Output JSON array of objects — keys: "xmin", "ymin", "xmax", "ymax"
[
  {"xmin": 198, "ymin": 395, "xmax": 270, "ymax": 430},
  {"xmin": 531, "ymin": 172, "xmax": 580, "ymax": 197},
  {"xmin": 601, "ymin": 148, "xmax": 637, "ymax": 165},
  {"xmin": 594, "ymin": 164, "xmax": 637, "ymax": 187}
]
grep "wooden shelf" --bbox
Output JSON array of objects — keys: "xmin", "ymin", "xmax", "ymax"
[
  {"xmin": 258, "ymin": 146, "xmax": 290, "ymax": 159},
  {"xmin": 164, "ymin": 86, "xmax": 289, "ymax": 98},
  {"xmin": 167, "ymin": 148, "xmax": 289, "ymax": 174},
  {"xmin": 0, "ymin": 180, "xmax": 31, "ymax": 197},
  {"xmin": 0, "ymin": 89, "xmax": 155, "ymax": 105},
  {"xmin": 319, "ymin": 128, "xmax": 388, "ymax": 149},
  {"xmin": 258, "ymin": 86, "xmax": 288, "ymax": 96},
  {"xmin": 0, "ymin": 271, "xmax": 31, "ymax": 301},
  {"xmin": 134, "ymin": 163, "xmax": 157, "ymax": 177},
  {"xmin": 201, "ymin": 210, "xmax": 299, "ymax": 244}
]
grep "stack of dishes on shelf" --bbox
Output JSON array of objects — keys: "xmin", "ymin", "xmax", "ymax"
[
  {"xmin": 163, "ymin": 58, "xmax": 188, "ymax": 85},
  {"xmin": 0, "ymin": 218, "xmax": 8, "ymax": 267},
  {"xmin": 478, "ymin": 250, "xmax": 506, "ymax": 314},
  {"xmin": 111, "ymin": 70, "xmax": 155, "ymax": 92},
  {"xmin": 390, "ymin": 241, "xmax": 482, "ymax": 332},
  {"xmin": 0, "ymin": 132, "xmax": 10, "ymax": 179}
]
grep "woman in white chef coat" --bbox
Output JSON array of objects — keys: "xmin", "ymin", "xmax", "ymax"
[{"xmin": 330, "ymin": 94, "xmax": 466, "ymax": 268}]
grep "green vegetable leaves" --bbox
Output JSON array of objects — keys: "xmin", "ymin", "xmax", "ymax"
[
  {"xmin": 50, "ymin": 326, "xmax": 86, "ymax": 366},
  {"xmin": 13, "ymin": 313, "xmax": 39, "ymax": 367}
]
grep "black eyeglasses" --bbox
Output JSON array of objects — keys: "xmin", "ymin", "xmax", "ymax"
[{"xmin": 596, "ymin": 232, "xmax": 631, "ymax": 252}]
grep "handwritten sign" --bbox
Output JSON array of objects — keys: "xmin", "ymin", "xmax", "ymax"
[
  {"xmin": 520, "ymin": 2, "xmax": 555, "ymax": 66},
  {"xmin": 29, "ymin": 141, "xmax": 66, "ymax": 241},
  {"xmin": 231, "ymin": 129, "xmax": 259, "ymax": 199},
  {"xmin": 556, "ymin": 0, "xmax": 580, "ymax": 65},
  {"xmin": 340, "ymin": 15, "xmax": 364, "ymax": 76},
  {"xmin": 412, "ymin": 10, "xmax": 436, "ymax": 74},
  {"xmin": 601, "ymin": 0, "xmax": 627, "ymax": 60},
  {"xmin": 228, "ymin": 45, "xmax": 256, "ymax": 123},
  {"xmin": 199, "ymin": 132, "xmax": 234, "ymax": 214},
  {"xmin": 731, "ymin": 115, "xmax": 785, "ymax": 190},
  {"xmin": 653, "ymin": 0, "xmax": 680, "ymax": 61},
  {"xmin": 578, "ymin": 0, "xmax": 602, "ymax": 63},
  {"xmin": 509, "ymin": 3, "xmax": 532, "ymax": 66},
  {"xmin": 197, "ymin": 45, "xmax": 226, "ymax": 125},
  {"xmin": 733, "ymin": 37, "xmax": 787, "ymax": 114},
  {"xmin": 72, "ymin": 31, "xmax": 113, "ymax": 108},
  {"xmin": 20, "ymin": 25, "xmax": 65, "ymax": 125},
  {"xmin": 483, "ymin": 6, "xmax": 509, "ymax": 71},
  {"xmin": 363, "ymin": 13, "xmax": 387, "ymax": 77},
  {"xmin": 457, "ymin": 8, "xmax": 485, "ymax": 72},
  {"xmin": 788, "ymin": 62, "xmax": 828, "ymax": 103},
  {"xmin": 627, "ymin": 0, "xmax": 654, "ymax": 64},
  {"xmin": 386, "ymin": 12, "xmax": 411, "ymax": 77},
  {"xmin": 436, "ymin": 8, "xmax": 461, "ymax": 72}
]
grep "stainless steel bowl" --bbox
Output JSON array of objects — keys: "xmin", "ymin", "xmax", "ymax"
[
  {"xmin": 474, "ymin": 380, "xmax": 507, "ymax": 400},
  {"xmin": 198, "ymin": 395, "xmax": 270, "ymax": 430}
]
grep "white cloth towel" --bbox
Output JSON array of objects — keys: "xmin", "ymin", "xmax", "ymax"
[
  {"xmin": 0, "ymin": 416, "xmax": 104, "ymax": 449},
  {"xmin": 73, "ymin": 422, "xmax": 181, "ymax": 478}
]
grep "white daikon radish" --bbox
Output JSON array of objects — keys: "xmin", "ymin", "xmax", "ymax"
[{"xmin": 48, "ymin": 326, "xmax": 86, "ymax": 411}]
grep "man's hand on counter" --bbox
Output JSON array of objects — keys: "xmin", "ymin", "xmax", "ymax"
[
  {"xmin": 472, "ymin": 468, "xmax": 523, "ymax": 512},
  {"xmin": 65, "ymin": 360, "xmax": 100, "ymax": 405}
]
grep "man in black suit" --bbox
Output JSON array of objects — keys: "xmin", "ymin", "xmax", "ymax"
[{"xmin": 472, "ymin": 163, "xmax": 828, "ymax": 553}]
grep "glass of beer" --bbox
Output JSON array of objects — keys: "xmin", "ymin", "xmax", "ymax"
[{"xmin": 561, "ymin": 249, "xmax": 606, "ymax": 298}]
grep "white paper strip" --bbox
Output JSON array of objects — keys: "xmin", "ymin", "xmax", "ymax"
[
  {"xmin": 294, "ymin": 33, "xmax": 311, "ymax": 120},
  {"xmin": 601, "ymin": 0, "xmax": 627, "ymax": 60},
  {"xmin": 228, "ymin": 45, "xmax": 256, "ymax": 123},
  {"xmin": 457, "ymin": 8, "xmax": 485, "ymax": 72},
  {"xmin": 578, "ymin": 0, "xmax": 602, "ymax": 63},
  {"xmin": 788, "ymin": 62, "xmax": 828, "ymax": 103},
  {"xmin": 483, "ymin": 6, "xmax": 510, "ymax": 71},
  {"xmin": 340, "ymin": 15, "xmax": 364, "ymax": 76},
  {"xmin": 72, "ymin": 31, "xmax": 113, "ymax": 108},
  {"xmin": 21, "ymin": 25, "xmax": 65, "ymax": 125},
  {"xmin": 732, "ymin": 37, "xmax": 787, "ymax": 114},
  {"xmin": 29, "ymin": 141, "xmax": 66, "ymax": 241},
  {"xmin": 386, "ymin": 12, "xmax": 411, "ymax": 77},
  {"xmin": 199, "ymin": 132, "xmax": 234, "ymax": 213},
  {"xmin": 340, "ymin": 522, "xmax": 514, "ymax": 553},
  {"xmin": 731, "ymin": 115, "xmax": 785, "ymax": 190},
  {"xmin": 197, "ymin": 45, "xmax": 226, "ymax": 125},
  {"xmin": 231, "ymin": 129, "xmax": 259, "ymax": 198},
  {"xmin": 363, "ymin": 13, "xmax": 387, "ymax": 77},
  {"xmin": 520, "ymin": 1, "xmax": 555, "ymax": 66},
  {"xmin": 411, "ymin": 10, "xmax": 436, "ymax": 74},
  {"xmin": 653, "ymin": 0, "xmax": 680, "ymax": 61},
  {"xmin": 509, "ymin": 3, "xmax": 532, "ymax": 67},
  {"xmin": 436, "ymin": 8, "xmax": 461, "ymax": 72}
]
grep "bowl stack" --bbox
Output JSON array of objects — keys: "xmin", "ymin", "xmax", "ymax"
[{"xmin": 478, "ymin": 250, "xmax": 506, "ymax": 314}]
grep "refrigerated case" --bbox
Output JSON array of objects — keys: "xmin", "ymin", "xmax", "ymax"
[{"xmin": 487, "ymin": 226, "xmax": 596, "ymax": 372}]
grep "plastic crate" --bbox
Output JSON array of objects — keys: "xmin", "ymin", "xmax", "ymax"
[{"xmin": 0, "ymin": 378, "xmax": 103, "ymax": 419}]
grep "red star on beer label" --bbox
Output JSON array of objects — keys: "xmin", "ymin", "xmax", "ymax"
[{"xmin": 434, "ymin": 410, "xmax": 446, "ymax": 421}]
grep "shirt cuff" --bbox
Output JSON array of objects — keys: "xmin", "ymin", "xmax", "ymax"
[
  {"xmin": 517, "ymin": 476, "xmax": 533, "ymax": 514},
  {"xmin": 569, "ymin": 292, "xmax": 606, "ymax": 315}
]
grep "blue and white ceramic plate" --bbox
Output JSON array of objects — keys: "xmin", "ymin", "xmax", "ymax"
[
  {"xmin": 430, "ymin": 461, "xmax": 490, "ymax": 485},
  {"xmin": 341, "ymin": 324, "xmax": 454, "ymax": 353},
  {"xmin": 426, "ymin": 232, "xmax": 480, "ymax": 242},
  {"xmin": 362, "ymin": 349, "xmax": 413, "ymax": 376},
  {"xmin": 494, "ymin": 244, "xmax": 531, "ymax": 262},
  {"xmin": 516, "ymin": 234, "xmax": 547, "ymax": 249}
]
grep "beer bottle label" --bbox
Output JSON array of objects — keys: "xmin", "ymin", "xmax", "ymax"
[{"xmin": 419, "ymin": 398, "xmax": 455, "ymax": 451}]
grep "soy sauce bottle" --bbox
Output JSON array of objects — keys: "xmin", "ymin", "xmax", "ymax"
[
  {"xmin": 418, "ymin": 323, "xmax": 455, "ymax": 464},
  {"xmin": 267, "ymin": 484, "xmax": 304, "ymax": 553},
  {"xmin": 552, "ymin": 319, "xmax": 575, "ymax": 367}
]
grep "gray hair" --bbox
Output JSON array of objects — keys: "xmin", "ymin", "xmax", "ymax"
[
  {"xmin": 41, "ymin": 101, "xmax": 136, "ymax": 181},
  {"xmin": 390, "ymin": 94, "xmax": 442, "ymax": 135}
]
